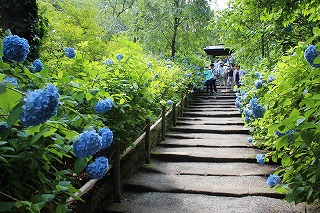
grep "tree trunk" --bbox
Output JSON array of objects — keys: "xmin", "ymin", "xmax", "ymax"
[
  {"xmin": 171, "ymin": 16, "xmax": 179, "ymax": 58},
  {"xmin": 1, "ymin": 0, "xmax": 43, "ymax": 60}
]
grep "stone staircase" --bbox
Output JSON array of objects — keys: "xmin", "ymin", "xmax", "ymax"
[{"xmin": 102, "ymin": 89, "xmax": 309, "ymax": 213}]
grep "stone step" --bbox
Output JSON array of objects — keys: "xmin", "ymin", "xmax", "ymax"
[
  {"xmin": 188, "ymin": 101, "xmax": 236, "ymax": 106},
  {"xmin": 159, "ymin": 138, "xmax": 253, "ymax": 148},
  {"xmin": 124, "ymin": 173, "xmax": 283, "ymax": 198},
  {"xmin": 151, "ymin": 147, "xmax": 266, "ymax": 163},
  {"xmin": 183, "ymin": 111, "xmax": 241, "ymax": 118},
  {"xmin": 186, "ymin": 107, "xmax": 238, "ymax": 111},
  {"xmin": 194, "ymin": 95, "xmax": 235, "ymax": 100},
  {"xmin": 142, "ymin": 162, "xmax": 277, "ymax": 176},
  {"xmin": 103, "ymin": 193, "xmax": 307, "ymax": 213},
  {"xmin": 165, "ymin": 132, "xmax": 249, "ymax": 140},
  {"xmin": 170, "ymin": 124, "xmax": 248, "ymax": 134},
  {"xmin": 176, "ymin": 117, "xmax": 243, "ymax": 125}
]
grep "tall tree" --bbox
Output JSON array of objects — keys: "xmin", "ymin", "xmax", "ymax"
[{"xmin": 0, "ymin": 0, "xmax": 46, "ymax": 60}]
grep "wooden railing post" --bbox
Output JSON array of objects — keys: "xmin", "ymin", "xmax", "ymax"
[
  {"xmin": 145, "ymin": 118, "xmax": 151, "ymax": 164},
  {"xmin": 114, "ymin": 141, "xmax": 121, "ymax": 203},
  {"xmin": 161, "ymin": 105, "xmax": 166, "ymax": 141},
  {"xmin": 173, "ymin": 103, "xmax": 177, "ymax": 126},
  {"xmin": 185, "ymin": 91, "xmax": 189, "ymax": 107},
  {"xmin": 181, "ymin": 95, "xmax": 185, "ymax": 116}
]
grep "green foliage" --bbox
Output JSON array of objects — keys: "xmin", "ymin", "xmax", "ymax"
[{"xmin": 217, "ymin": 0, "xmax": 320, "ymax": 205}]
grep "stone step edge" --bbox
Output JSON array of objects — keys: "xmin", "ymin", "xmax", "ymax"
[{"xmin": 124, "ymin": 182, "xmax": 285, "ymax": 199}]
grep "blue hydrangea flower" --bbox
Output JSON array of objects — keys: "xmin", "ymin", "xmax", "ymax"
[
  {"xmin": 154, "ymin": 73, "xmax": 159, "ymax": 78},
  {"xmin": 98, "ymin": 128, "xmax": 113, "ymax": 149},
  {"xmin": 148, "ymin": 78, "xmax": 153, "ymax": 82},
  {"xmin": 2, "ymin": 35, "xmax": 30, "ymax": 62},
  {"xmin": 244, "ymin": 116, "xmax": 250, "ymax": 123},
  {"xmin": 103, "ymin": 58, "xmax": 114, "ymax": 65},
  {"xmin": 274, "ymin": 130, "xmax": 295, "ymax": 138},
  {"xmin": 32, "ymin": 59, "xmax": 44, "ymax": 72},
  {"xmin": 200, "ymin": 86, "xmax": 204, "ymax": 90},
  {"xmin": 267, "ymin": 75, "xmax": 276, "ymax": 83},
  {"xmin": 116, "ymin": 53, "xmax": 124, "ymax": 61},
  {"xmin": 247, "ymin": 136, "xmax": 253, "ymax": 143},
  {"xmin": 94, "ymin": 98, "xmax": 113, "ymax": 114},
  {"xmin": 86, "ymin": 156, "xmax": 109, "ymax": 179},
  {"xmin": 2, "ymin": 76, "xmax": 19, "ymax": 89},
  {"xmin": 147, "ymin": 62, "xmax": 152, "ymax": 67},
  {"xmin": 171, "ymin": 83, "xmax": 175, "ymax": 87},
  {"xmin": 304, "ymin": 45, "xmax": 320, "ymax": 68},
  {"xmin": 243, "ymin": 107, "xmax": 252, "ymax": 117},
  {"xmin": 167, "ymin": 65, "xmax": 172, "ymax": 68},
  {"xmin": 266, "ymin": 174, "xmax": 281, "ymax": 187},
  {"xmin": 167, "ymin": 100, "xmax": 173, "ymax": 105},
  {"xmin": 235, "ymin": 100, "xmax": 241, "ymax": 108},
  {"xmin": 0, "ymin": 122, "xmax": 9, "ymax": 134},
  {"xmin": 64, "ymin": 47, "xmax": 76, "ymax": 58},
  {"xmin": 249, "ymin": 98, "xmax": 265, "ymax": 118},
  {"xmin": 256, "ymin": 154, "xmax": 265, "ymax": 164},
  {"xmin": 73, "ymin": 130, "xmax": 102, "ymax": 158},
  {"xmin": 183, "ymin": 68, "xmax": 188, "ymax": 71},
  {"xmin": 21, "ymin": 84, "xmax": 60, "ymax": 127},
  {"xmin": 254, "ymin": 79, "xmax": 263, "ymax": 89},
  {"xmin": 255, "ymin": 72, "xmax": 261, "ymax": 78}
]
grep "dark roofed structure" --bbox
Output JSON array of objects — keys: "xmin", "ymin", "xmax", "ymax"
[{"xmin": 203, "ymin": 45, "xmax": 232, "ymax": 57}]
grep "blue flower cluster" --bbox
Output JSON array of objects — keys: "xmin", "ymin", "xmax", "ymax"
[
  {"xmin": 0, "ymin": 122, "xmax": 9, "ymax": 134},
  {"xmin": 147, "ymin": 62, "xmax": 152, "ymax": 67},
  {"xmin": 86, "ymin": 156, "xmax": 109, "ymax": 179},
  {"xmin": 267, "ymin": 75, "xmax": 276, "ymax": 83},
  {"xmin": 2, "ymin": 35, "xmax": 30, "ymax": 62},
  {"xmin": 2, "ymin": 76, "xmax": 19, "ymax": 89},
  {"xmin": 247, "ymin": 136, "xmax": 253, "ymax": 143},
  {"xmin": 255, "ymin": 72, "xmax": 261, "ymax": 78},
  {"xmin": 94, "ymin": 98, "xmax": 113, "ymax": 114},
  {"xmin": 64, "ymin": 47, "xmax": 76, "ymax": 58},
  {"xmin": 116, "ymin": 53, "xmax": 124, "ymax": 60},
  {"xmin": 154, "ymin": 73, "xmax": 159, "ymax": 78},
  {"xmin": 184, "ymin": 73, "xmax": 192, "ymax": 77},
  {"xmin": 167, "ymin": 100, "xmax": 173, "ymax": 106},
  {"xmin": 243, "ymin": 107, "xmax": 252, "ymax": 117},
  {"xmin": 171, "ymin": 83, "xmax": 175, "ymax": 87},
  {"xmin": 235, "ymin": 100, "xmax": 241, "ymax": 108},
  {"xmin": 254, "ymin": 79, "xmax": 263, "ymax": 89},
  {"xmin": 256, "ymin": 154, "xmax": 265, "ymax": 164},
  {"xmin": 98, "ymin": 128, "xmax": 113, "ymax": 149},
  {"xmin": 304, "ymin": 45, "xmax": 320, "ymax": 68},
  {"xmin": 32, "ymin": 59, "xmax": 44, "ymax": 72},
  {"xmin": 104, "ymin": 58, "xmax": 114, "ymax": 65},
  {"xmin": 266, "ymin": 174, "xmax": 281, "ymax": 187},
  {"xmin": 249, "ymin": 98, "xmax": 265, "ymax": 118},
  {"xmin": 21, "ymin": 84, "xmax": 60, "ymax": 127},
  {"xmin": 274, "ymin": 130, "xmax": 295, "ymax": 138},
  {"xmin": 73, "ymin": 130, "xmax": 102, "ymax": 158}
]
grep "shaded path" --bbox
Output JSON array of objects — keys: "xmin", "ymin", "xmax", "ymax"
[{"xmin": 103, "ymin": 89, "xmax": 307, "ymax": 213}]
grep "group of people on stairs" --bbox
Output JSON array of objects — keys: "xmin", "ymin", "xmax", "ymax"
[{"xmin": 204, "ymin": 61, "xmax": 243, "ymax": 94}]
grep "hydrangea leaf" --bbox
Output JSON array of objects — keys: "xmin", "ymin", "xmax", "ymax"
[
  {"xmin": 0, "ymin": 202, "xmax": 15, "ymax": 212},
  {"xmin": 74, "ymin": 158, "xmax": 88, "ymax": 174},
  {"xmin": 313, "ymin": 55, "xmax": 320, "ymax": 64},
  {"xmin": 7, "ymin": 102, "xmax": 23, "ymax": 125},
  {"xmin": 0, "ymin": 83, "xmax": 6, "ymax": 94},
  {"xmin": 30, "ymin": 128, "xmax": 50, "ymax": 145},
  {"xmin": 312, "ymin": 27, "xmax": 320, "ymax": 36},
  {"xmin": 0, "ymin": 89, "xmax": 22, "ymax": 113},
  {"xmin": 281, "ymin": 153, "xmax": 292, "ymax": 167}
]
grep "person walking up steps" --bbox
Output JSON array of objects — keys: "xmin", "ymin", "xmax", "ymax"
[
  {"xmin": 226, "ymin": 63, "xmax": 234, "ymax": 91},
  {"xmin": 204, "ymin": 66, "xmax": 213, "ymax": 94},
  {"xmin": 210, "ymin": 63, "xmax": 218, "ymax": 94},
  {"xmin": 234, "ymin": 65, "xmax": 243, "ymax": 88}
]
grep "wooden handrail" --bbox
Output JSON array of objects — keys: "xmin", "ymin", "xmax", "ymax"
[{"xmin": 66, "ymin": 94, "xmax": 185, "ymax": 205}]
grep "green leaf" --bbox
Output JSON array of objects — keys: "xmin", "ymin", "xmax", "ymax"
[
  {"xmin": 0, "ymin": 202, "xmax": 15, "ymax": 212},
  {"xmin": 30, "ymin": 128, "xmax": 50, "ymax": 145},
  {"xmin": 31, "ymin": 202, "xmax": 45, "ymax": 213},
  {"xmin": 0, "ymin": 156, "xmax": 8, "ymax": 163},
  {"xmin": 74, "ymin": 158, "xmax": 88, "ymax": 174},
  {"xmin": 55, "ymin": 205, "xmax": 67, "ymax": 213},
  {"xmin": 0, "ymin": 88, "xmax": 22, "ymax": 113},
  {"xmin": 7, "ymin": 102, "xmax": 24, "ymax": 125},
  {"xmin": 281, "ymin": 154, "xmax": 292, "ymax": 166},
  {"xmin": 301, "ymin": 130, "xmax": 313, "ymax": 146},
  {"xmin": 85, "ymin": 92, "xmax": 93, "ymax": 101},
  {"xmin": 0, "ymin": 83, "xmax": 6, "ymax": 94},
  {"xmin": 40, "ymin": 194, "xmax": 55, "ymax": 202},
  {"xmin": 312, "ymin": 27, "xmax": 320, "ymax": 36},
  {"xmin": 276, "ymin": 136, "xmax": 288, "ymax": 150},
  {"xmin": 314, "ymin": 55, "xmax": 320, "ymax": 64}
]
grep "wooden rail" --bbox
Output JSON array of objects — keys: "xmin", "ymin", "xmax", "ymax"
[{"xmin": 66, "ymin": 89, "xmax": 192, "ymax": 205}]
